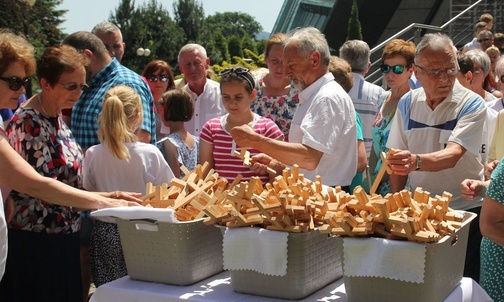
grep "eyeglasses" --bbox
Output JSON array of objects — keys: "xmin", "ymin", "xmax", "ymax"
[
  {"xmin": 477, "ymin": 37, "xmax": 492, "ymax": 43},
  {"xmin": 0, "ymin": 76, "xmax": 30, "ymax": 91},
  {"xmin": 414, "ymin": 64, "xmax": 459, "ymax": 78},
  {"xmin": 147, "ymin": 74, "xmax": 170, "ymax": 83},
  {"xmin": 58, "ymin": 82, "xmax": 89, "ymax": 91},
  {"xmin": 380, "ymin": 64, "xmax": 405, "ymax": 74},
  {"xmin": 220, "ymin": 67, "xmax": 254, "ymax": 90}
]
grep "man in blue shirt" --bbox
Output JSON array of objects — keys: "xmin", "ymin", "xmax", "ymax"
[{"xmin": 62, "ymin": 31, "xmax": 155, "ymax": 151}]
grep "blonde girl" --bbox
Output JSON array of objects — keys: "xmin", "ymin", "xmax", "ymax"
[{"xmin": 83, "ymin": 85, "xmax": 174, "ymax": 287}]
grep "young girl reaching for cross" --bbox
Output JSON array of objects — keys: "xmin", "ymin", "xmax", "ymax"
[{"xmin": 199, "ymin": 67, "xmax": 284, "ymax": 184}]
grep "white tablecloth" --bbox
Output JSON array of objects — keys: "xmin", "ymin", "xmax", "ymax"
[{"xmin": 90, "ymin": 271, "xmax": 492, "ymax": 302}]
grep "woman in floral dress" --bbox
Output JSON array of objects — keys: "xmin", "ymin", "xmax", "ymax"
[
  {"xmin": 251, "ymin": 33, "xmax": 298, "ymax": 140},
  {"xmin": 1, "ymin": 45, "xmax": 89, "ymax": 302}
]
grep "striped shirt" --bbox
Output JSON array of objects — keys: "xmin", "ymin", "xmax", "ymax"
[
  {"xmin": 199, "ymin": 113, "xmax": 283, "ymax": 183},
  {"xmin": 387, "ymin": 80, "xmax": 486, "ymax": 211},
  {"xmin": 348, "ymin": 73, "xmax": 386, "ymax": 158},
  {"xmin": 70, "ymin": 59, "xmax": 156, "ymax": 149}
]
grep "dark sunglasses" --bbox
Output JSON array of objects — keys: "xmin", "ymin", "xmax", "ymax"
[
  {"xmin": 147, "ymin": 74, "xmax": 170, "ymax": 83},
  {"xmin": 220, "ymin": 67, "xmax": 254, "ymax": 89},
  {"xmin": 477, "ymin": 37, "xmax": 492, "ymax": 43},
  {"xmin": 380, "ymin": 64, "xmax": 405, "ymax": 74},
  {"xmin": 58, "ymin": 82, "xmax": 89, "ymax": 91},
  {"xmin": 0, "ymin": 76, "xmax": 30, "ymax": 91}
]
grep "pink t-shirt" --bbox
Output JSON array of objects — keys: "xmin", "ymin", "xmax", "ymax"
[{"xmin": 199, "ymin": 113, "xmax": 283, "ymax": 183}]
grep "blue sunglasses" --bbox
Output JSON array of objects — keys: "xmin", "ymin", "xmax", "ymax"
[{"xmin": 380, "ymin": 64, "xmax": 405, "ymax": 74}]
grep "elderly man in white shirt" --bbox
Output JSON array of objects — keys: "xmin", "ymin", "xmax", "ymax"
[
  {"xmin": 231, "ymin": 27, "xmax": 357, "ymax": 189},
  {"xmin": 178, "ymin": 44, "xmax": 225, "ymax": 135}
]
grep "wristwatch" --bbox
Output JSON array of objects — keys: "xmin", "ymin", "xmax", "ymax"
[{"xmin": 415, "ymin": 154, "xmax": 422, "ymax": 171}]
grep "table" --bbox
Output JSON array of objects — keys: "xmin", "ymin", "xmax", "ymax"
[{"xmin": 90, "ymin": 271, "xmax": 493, "ymax": 302}]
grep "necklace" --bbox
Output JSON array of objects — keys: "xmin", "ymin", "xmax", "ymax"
[{"xmin": 37, "ymin": 94, "xmax": 49, "ymax": 116}]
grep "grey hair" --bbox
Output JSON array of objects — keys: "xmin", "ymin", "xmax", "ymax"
[
  {"xmin": 495, "ymin": 55, "xmax": 504, "ymax": 78},
  {"xmin": 178, "ymin": 43, "xmax": 207, "ymax": 63},
  {"xmin": 415, "ymin": 33, "xmax": 457, "ymax": 64},
  {"xmin": 285, "ymin": 27, "xmax": 330, "ymax": 68},
  {"xmin": 465, "ymin": 49, "xmax": 492, "ymax": 75},
  {"xmin": 92, "ymin": 22, "xmax": 119, "ymax": 34},
  {"xmin": 339, "ymin": 40, "xmax": 370, "ymax": 72},
  {"xmin": 92, "ymin": 22, "xmax": 123, "ymax": 41}
]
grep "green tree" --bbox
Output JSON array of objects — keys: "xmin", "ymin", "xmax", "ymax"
[
  {"xmin": 346, "ymin": 0, "xmax": 363, "ymax": 41},
  {"xmin": 255, "ymin": 39, "xmax": 267, "ymax": 56},
  {"xmin": 242, "ymin": 33, "xmax": 256, "ymax": 54},
  {"xmin": 211, "ymin": 30, "xmax": 230, "ymax": 64},
  {"xmin": 173, "ymin": 0, "xmax": 205, "ymax": 44},
  {"xmin": 110, "ymin": 0, "xmax": 135, "ymax": 38},
  {"xmin": 111, "ymin": 0, "xmax": 185, "ymax": 73},
  {"xmin": 227, "ymin": 35, "xmax": 243, "ymax": 60},
  {"xmin": 0, "ymin": 0, "xmax": 65, "ymax": 50},
  {"xmin": 244, "ymin": 49, "xmax": 265, "ymax": 68},
  {"xmin": 205, "ymin": 12, "xmax": 262, "ymax": 40}
]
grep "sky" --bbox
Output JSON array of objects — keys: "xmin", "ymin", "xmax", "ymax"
[{"xmin": 58, "ymin": 0, "xmax": 285, "ymax": 35}]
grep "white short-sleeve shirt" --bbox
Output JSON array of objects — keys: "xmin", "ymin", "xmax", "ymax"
[
  {"xmin": 83, "ymin": 142, "xmax": 174, "ymax": 194},
  {"xmin": 290, "ymin": 73, "xmax": 357, "ymax": 186},
  {"xmin": 184, "ymin": 79, "xmax": 225, "ymax": 136}
]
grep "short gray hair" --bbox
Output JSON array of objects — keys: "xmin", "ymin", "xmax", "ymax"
[
  {"xmin": 285, "ymin": 27, "xmax": 330, "ymax": 68},
  {"xmin": 92, "ymin": 22, "xmax": 123, "ymax": 41},
  {"xmin": 339, "ymin": 40, "xmax": 370, "ymax": 72},
  {"xmin": 415, "ymin": 33, "xmax": 456, "ymax": 63},
  {"xmin": 178, "ymin": 43, "xmax": 207, "ymax": 63},
  {"xmin": 465, "ymin": 49, "xmax": 491, "ymax": 75}
]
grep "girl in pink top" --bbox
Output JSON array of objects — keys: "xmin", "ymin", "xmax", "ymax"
[{"xmin": 199, "ymin": 67, "xmax": 283, "ymax": 183}]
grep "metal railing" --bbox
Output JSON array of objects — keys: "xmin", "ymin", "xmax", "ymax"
[{"xmin": 365, "ymin": 0, "xmax": 502, "ymax": 87}]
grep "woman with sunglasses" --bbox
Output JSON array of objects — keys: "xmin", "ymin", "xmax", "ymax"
[
  {"xmin": 142, "ymin": 60, "xmax": 175, "ymax": 140},
  {"xmin": 370, "ymin": 39, "xmax": 415, "ymax": 195},
  {"xmin": 3, "ymin": 45, "xmax": 99, "ymax": 301},
  {"xmin": 0, "ymin": 32, "xmax": 141, "ymax": 301},
  {"xmin": 200, "ymin": 67, "xmax": 284, "ymax": 184}
]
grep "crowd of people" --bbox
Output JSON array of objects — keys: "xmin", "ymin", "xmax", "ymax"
[{"xmin": 0, "ymin": 11, "xmax": 503, "ymax": 302}]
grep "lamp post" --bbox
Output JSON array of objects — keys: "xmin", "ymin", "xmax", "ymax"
[{"xmin": 136, "ymin": 48, "xmax": 151, "ymax": 57}]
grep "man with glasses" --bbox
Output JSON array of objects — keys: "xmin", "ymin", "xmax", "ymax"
[
  {"xmin": 340, "ymin": 40, "xmax": 386, "ymax": 159},
  {"xmin": 62, "ymin": 31, "xmax": 155, "ymax": 149},
  {"xmin": 178, "ymin": 43, "xmax": 224, "ymax": 135},
  {"xmin": 386, "ymin": 33, "xmax": 486, "ymax": 283}
]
